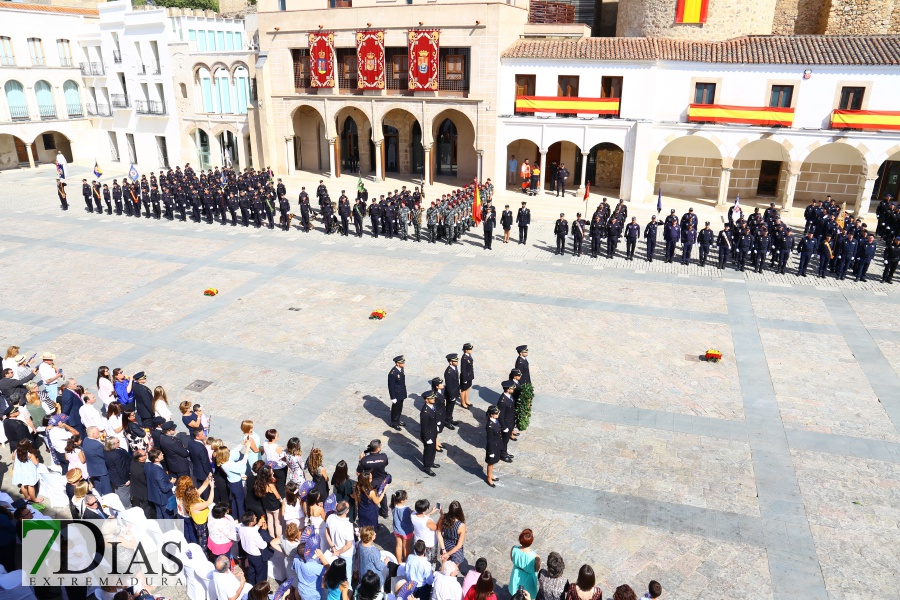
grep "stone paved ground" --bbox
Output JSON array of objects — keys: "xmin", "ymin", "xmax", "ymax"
[{"xmin": 1, "ymin": 164, "xmax": 900, "ymax": 600}]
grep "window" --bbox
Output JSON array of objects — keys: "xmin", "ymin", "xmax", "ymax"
[
  {"xmin": 180, "ymin": 82, "xmax": 188, "ymax": 98},
  {"xmin": 292, "ymin": 49, "xmax": 310, "ymax": 89},
  {"xmin": 217, "ymin": 31, "xmax": 225, "ymax": 51},
  {"xmin": 207, "ymin": 31, "xmax": 216, "ymax": 51},
  {"xmin": 694, "ymin": 82, "xmax": 716, "ymax": 104},
  {"xmin": 197, "ymin": 31, "xmax": 207, "ymax": 52},
  {"xmin": 35, "ymin": 80, "xmax": 56, "ymax": 119},
  {"xmin": 57, "ymin": 39, "xmax": 72, "ymax": 67},
  {"xmin": 5, "ymin": 80, "xmax": 28, "ymax": 120},
  {"xmin": 42, "ymin": 133, "xmax": 56, "ymax": 150},
  {"xmin": 386, "ymin": 50, "xmax": 407, "ymax": 90},
  {"xmin": 28, "ymin": 38, "xmax": 44, "ymax": 66},
  {"xmin": 278, "ymin": 0, "xmax": 286, "ymax": 9},
  {"xmin": 225, "ymin": 32, "xmax": 234, "ymax": 51},
  {"xmin": 108, "ymin": 131, "xmax": 120, "ymax": 162},
  {"xmin": 445, "ymin": 55, "xmax": 464, "ymax": 81},
  {"xmin": 839, "ymin": 86, "xmax": 865, "ymax": 110},
  {"xmin": 188, "ymin": 30, "xmax": 197, "ymax": 43},
  {"xmin": 235, "ymin": 67, "xmax": 249, "ymax": 113},
  {"xmin": 64, "ymin": 80, "xmax": 82, "ymax": 117},
  {"xmin": 391, "ymin": 54, "xmax": 408, "ymax": 80},
  {"xmin": 601, "ymin": 76, "xmax": 622, "ymax": 99},
  {"xmin": 1, "ymin": 36, "xmax": 15, "ymax": 66},
  {"xmin": 126, "ymin": 133, "xmax": 137, "ymax": 163},
  {"xmin": 156, "ymin": 136, "xmax": 170, "ymax": 168},
  {"xmin": 558, "ymin": 75, "xmax": 579, "ymax": 118},
  {"xmin": 769, "ymin": 85, "xmax": 793, "ymax": 108},
  {"xmin": 514, "ymin": 74, "xmax": 535, "ymax": 115},
  {"xmin": 337, "ymin": 49, "xmax": 357, "ymax": 90}
]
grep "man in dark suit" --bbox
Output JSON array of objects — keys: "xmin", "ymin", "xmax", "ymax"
[
  {"xmin": 148, "ymin": 417, "xmax": 166, "ymax": 458},
  {"xmin": 104, "ymin": 436, "xmax": 132, "ymax": 504},
  {"xmin": 60, "ymin": 379, "xmax": 85, "ymax": 438},
  {"xmin": 419, "ymin": 390, "xmax": 439, "ymax": 477},
  {"xmin": 145, "ymin": 448, "xmax": 174, "ymax": 518},
  {"xmin": 158, "ymin": 421, "xmax": 191, "ymax": 479},
  {"xmin": 130, "ymin": 450, "xmax": 153, "ymax": 519},
  {"xmin": 387, "ymin": 356, "xmax": 407, "ymax": 431},
  {"xmin": 443, "ymin": 354, "xmax": 461, "ymax": 429},
  {"xmin": 514, "ymin": 345, "xmax": 531, "ymax": 387},
  {"xmin": 81, "ymin": 494, "xmax": 110, "ymax": 520},
  {"xmin": 83, "ymin": 427, "xmax": 112, "ymax": 496},
  {"xmin": 188, "ymin": 429, "xmax": 212, "ymax": 491},
  {"xmin": 3, "ymin": 405, "xmax": 32, "ymax": 452},
  {"xmin": 498, "ymin": 381, "xmax": 517, "ymax": 464},
  {"xmin": 133, "ymin": 372, "xmax": 154, "ymax": 425}
]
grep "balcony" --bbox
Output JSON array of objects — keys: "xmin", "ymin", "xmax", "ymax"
[
  {"xmin": 9, "ymin": 106, "xmax": 30, "ymax": 121},
  {"xmin": 32, "ymin": 57, "xmax": 45, "ymax": 66},
  {"xmin": 135, "ymin": 100, "xmax": 166, "ymax": 115},
  {"xmin": 113, "ymin": 50, "xmax": 121, "ymax": 64},
  {"xmin": 80, "ymin": 61, "xmax": 105, "ymax": 76},
  {"xmin": 0, "ymin": 56, "xmax": 14, "ymax": 66},
  {"xmin": 137, "ymin": 64, "xmax": 146, "ymax": 75},
  {"xmin": 514, "ymin": 96, "xmax": 620, "ymax": 117},
  {"xmin": 60, "ymin": 58, "xmax": 73, "ymax": 67},
  {"xmin": 110, "ymin": 94, "xmax": 130, "ymax": 109},
  {"xmin": 86, "ymin": 103, "xmax": 112, "ymax": 117},
  {"xmin": 831, "ymin": 109, "xmax": 900, "ymax": 132},
  {"xmin": 38, "ymin": 104, "xmax": 57, "ymax": 120},
  {"xmin": 152, "ymin": 63, "xmax": 161, "ymax": 75},
  {"xmin": 687, "ymin": 103, "xmax": 794, "ymax": 127},
  {"xmin": 66, "ymin": 103, "xmax": 83, "ymax": 118}
]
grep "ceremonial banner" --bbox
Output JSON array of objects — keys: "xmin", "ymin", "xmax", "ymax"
[
  {"xmin": 308, "ymin": 31, "xmax": 335, "ymax": 88},
  {"xmin": 675, "ymin": 0, "xmax": 709, "ymax": 23},
  {"xmin": 831, "ymin": 109, "xmax": 900, "ymax": 131},
  {"xmin": 515, "ymin": 96, "xmax": 619, "ymax": 115},
  {"xmin": 407, "ymin": 29, "xmax": 440, "ymax": 91},
  {"xmin": 356, "ymin": 30, "xmax": 385, "ymax": 90},
  {"xmin": 688, "ymin": 104, "xmax": 794, "ymax": 127}
]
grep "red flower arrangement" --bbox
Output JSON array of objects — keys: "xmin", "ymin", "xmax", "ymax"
[
  {"xmin": 369, "ymin": 309, "xmax": 387, "ymax": 320},
  {"xmin": 705, "ymin": 349, "xmax": 722, "ymax": 363}
]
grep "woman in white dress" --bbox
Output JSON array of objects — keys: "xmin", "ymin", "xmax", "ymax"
[
  {"xmin": 262, "ymin": 428, "xmax": 288, "ymax": 493},
  {"xmin": 153, "ymin": 386, "xmax": 173, "ymax": 421},
  {"xmin": 96, "ymin": 366, "xmax": 116, "ymax": 410},
  {"xmin": 65, "ymin": 435, "xmax": 90, "ymax": 480},
  {"xmin": 105, "ymin": 401, "xmax": 128, "ymax": 449}
]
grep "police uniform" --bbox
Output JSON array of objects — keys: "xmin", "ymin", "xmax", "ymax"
[
  {"xmin": 419, "ymin": 391, "xmax": 439, "ymax": 476},
  {"xmin": 444, "ymin": 354, "xmax": 460, "ymax": 429},
  {"xmin": 554, "ymin": 215, "xmax": 568, "ymax": 255},
  {"xmin": 387, "ymin": 356, "xmax": 407, "ymax": 430},
  {"xmin": 497, "ymin": 382, "xmax": 516, "ymax": 462}
]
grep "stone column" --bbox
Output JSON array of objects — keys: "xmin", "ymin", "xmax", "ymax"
[
  {"xmin": 374, "ymin": 140, "xmax": 384, "ymax": 182},
  {"xmin": 781, "ymin": 171, "xmax": 800, "ymax": 213},
  {"xmin": 476, "ymin": 149, "xmax": 483, "ymax": 183},
  {"xmin": 285, "ymin": 136, "xmax": 295, "ymax": 176},
  {"xmin": 237, "ymin": 134, "xmax": 249, "ymax": 172},
  {"xmin": 855, "ymin": 177, "xmax": 877, "ymax": 217},
  {"xmin": 423, "ymin": 146, "xmax": 431, "ymax": 188},
  {"xmin": 577, "ymin": 151, "xmax": 589, "ymax": 195},
  {"xmin": 329, "ymin": 138, "xmax": 337, "ymax": 179},
  {"xmin": 538, "ymin": 149, "xmax": 548, "ymax": 194},
  {"xmin": 716, "ymin": 168, "xmax": 732, "ymax": 207},
  {"xmin": 25, "ymin": 143, "xmax": 36, "ymax": 169}
]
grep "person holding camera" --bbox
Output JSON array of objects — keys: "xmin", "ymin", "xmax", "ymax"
[
  {"xmin": 358, "ymin": 439, "xmax": 390, "ymax": 518},
  {"xmin": 509, "ymin": 529, "xmax": 540, "ymax": 599}
]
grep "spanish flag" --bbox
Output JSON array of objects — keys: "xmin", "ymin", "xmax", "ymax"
[
  {"xmin": 472, "ymin": 179, "xmax": 482, "ymax": 225},
  {"xmin": 676, "ymin": 0, "xmax": 709, "ymax": 23}
]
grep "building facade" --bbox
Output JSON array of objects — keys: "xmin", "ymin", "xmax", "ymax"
[
  {"xmin": 0, "ymin": 3, "xmax": 97, "ymax": 171},
  {"xmin": 498, "ymin": 36, "xmax": 900, "ymax": 213},
  {"xmin": 252, "ymin": 0, "xmax": 528, "ymax": 187}
]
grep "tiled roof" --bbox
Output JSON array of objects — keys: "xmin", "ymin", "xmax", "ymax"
[
  {"xmin": 0, "ymin": 2, "xmax": 98, "ymax": 16},
  {"xmin": 502, "ymin": 35, "xmax": 900, "ymax": 65}
]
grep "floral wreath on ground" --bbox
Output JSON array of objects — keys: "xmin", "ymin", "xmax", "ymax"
[
  {"xmin": 369, "ymin": 309, "xmax": 387, "ymax": 320},
  {"xmin": 204, "ymin": 288, "xmax": 219, "ymax": 296},
  {"xmin": 705, "ymin": 349, "xmax": 722, "ymax": 363}
]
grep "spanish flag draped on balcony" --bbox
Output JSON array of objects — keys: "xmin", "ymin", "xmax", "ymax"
[
  {"xmin": 676, "ymin": 0, "xmax": 710, "ymax": 23},
  {"xmin": 472, "ymin": 179, "xmax": 482, "ymax": 225}
]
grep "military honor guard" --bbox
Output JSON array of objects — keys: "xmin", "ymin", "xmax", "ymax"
[
  {"xmin": 484, "ymin": 405, "xmax": 502, "ymax": 487},
  {"xmin": 459, "ymin": 343, "xmax": 474, "ymax": 409},
  {"xmin": 443, "ymin": 354, "xmax": 460, "ymax": 429},
  {"xmin": 419, "ymin": 390, "xmax": 439, "ymax": 476},
  {"xmin": 387, "ymin": 355, "xmax": 407, "ymax": 431}
]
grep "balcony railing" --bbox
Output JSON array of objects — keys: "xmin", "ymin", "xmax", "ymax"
[
  {"xmin": 38, "ymin": 104, "xmax": 57, "ymax": 120},
  {"xmin": 86, "ymin": 103, "xmax": 112, "ymax": 117},
  {"xmin": 66, "ymin": 103, "xmax": 83, "ymax": 118},
  {"xmin": 152, "ymin": 63, "xmax": 161, "ymax": 75},
  {"xmin": 137, "ymin": 64, "xmax": 146, "ymax": 75},
  {"xmin": 0, "ymin": 56, "xmax": 14, "ymax": 66},
  {"xmin": 32, "ymin": 57, "xmax": 45, "ymax": 66},
  {"xmin": 687, "ymin": 103, "xmax": 794, "ymax": 127},
  {"xmin": 514, "ymin": 96, "xmax": 620, "ymax": 117},
  {"xmin": 135, "ymin": 100, "xmax": 166, "ymax": 115},
  {"xmin": 9, "ymin": 106, "xmax": 29, "ymax": 121},
  {"xmin": 60, "ymin": 57, "xmax": 73, "ymax": 67},
  {"xmin": 80, "ymin": 61, "xmax": 105, "ymax": 76},
  {"xmin": 110, "ymin": 93, "xmax": 130, "ymax": 109},
  {"xmin": 113, "ymin": 50, "xmax": 122, "ymax": 64},
  {"xmin": 831, "ymin": 109, "xmax": 900, "ymax": 132}
]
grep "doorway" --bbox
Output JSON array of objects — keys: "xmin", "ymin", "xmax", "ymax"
[
  {"xmin": 412, "ymin": 122, "xmax": 423, "ymax": 175},
  {"xmin": 14, "ymin": 137, "xmax": 34, "ymax": 164},
  {"xmin": 383, "ymin": 125, "xmax": 399, "ymax": 172},
  {"xmin": 436, "ymin": 118, "xmax": 457, "ymax": 176},
  {"xmin": 196, "ymin": 129, "xmax": 211, "ymax": 170},
  {"xmin": 756, "ymin": 160, "xmax": 781, "ymax": 196},
  {"xmin": 875, "ymin": 161, "xmax": 900, "ymax": 201},
  {"xmin": 218, "ymin": 131, "xmax": 238, "ymax": 169},
  {"xmin": 341, "ymin": 117, "xmax": 359, "ymax": 173}
]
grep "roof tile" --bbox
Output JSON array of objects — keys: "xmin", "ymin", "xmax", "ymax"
[{"xmin": 0, "ymin": 3, "xmax": 99, "ymax": 16}]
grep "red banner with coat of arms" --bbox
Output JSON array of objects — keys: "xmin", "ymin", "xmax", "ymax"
[
  {"xmin": 356, "ymin": 30, "xmax": 385, "ymax": 90},
  {"xmin": 407, "ymin": 29, "xmax": 440, "ymax": 91},
  {"xmin": 308, "ymin": 31, "xmax": 335, "ymax": 88}
]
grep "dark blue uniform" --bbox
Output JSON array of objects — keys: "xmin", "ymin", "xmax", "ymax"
[
  {"xmin": 644, "ymin": 219, "xmax": 658, "ymax": 262},
  {"xmin": 625, "ymin": 221, "xmax": 640, "ymax": 260},
  {"xmin": 797, "ymin": 235, "xmax": 817, "ymax": 276}
]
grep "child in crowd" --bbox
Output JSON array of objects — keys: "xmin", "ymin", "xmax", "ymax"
[
  {"xmin": 194, "ymin": 403, "xmax": 211, "ymax": 436},
  {"xmin": 391, "ymin": 489, "xmax": 414, "ymax": 563}
]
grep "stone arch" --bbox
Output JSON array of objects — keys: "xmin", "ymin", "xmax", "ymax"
[
  {"xmin": 291, "ymin": 104, "xmax": 328, "ymax": 174},
  {"xmin": 871, "ymin": 146, "xmax": 900, "ymax": 206},
  {"xmin": 545, "ymin": 141, "xmax": 582, "ymax": 192},
  {"xmin": 0, "ymin": 134, "xmax": 32, "ymax": 170},
  {"xmin": 31, "ymin": 130, "xmax": 72, "ymax": 163},
  {"xmin": 728, "ymin": 138, "xmax": 791, "ymax": 199},
  {"xmin": 431, "ymin": 108, "xmax": 476, "ymax": 181},
  {"xmin": 727, "ymin": 134, "xmax": 798, "ymax": 166},
  {"xmin": 505, "ymin": 139, "xmax": 539, "ymax": 189},
  {"xmin": 192, "ymin": 63, "xmax": 213, "ymax": 79},
  {"xmin": 381, "ymin": 108, "xmax": 421, "ymax": 175},
  {"xmin": 187, "ymin": 126, "xmax": 214, "ymax": 170},
  {"xmin": 795, "ymin": 143, "xmax": 868, "ymax": 208},
  {"xmin": 334, "ymin": 105, "xmax": 374, "ymax": 175},
  {"xmin": 586, "ymin": 142, "xmax": 625, "ymax": 192},
  {"xmin": 653, "ymin": 131, "xmax": 727, "ymax": 166},
  {"xmin": 209, "ymin": 61, "xmax": 230, "ymax": 75},
  {"xmin": 229, "ymin": 61, "xmax": 250, "ymax": 81},
  {"xmin": 654, "ymin": 135, "xmax": 723, "ymax": 199}
]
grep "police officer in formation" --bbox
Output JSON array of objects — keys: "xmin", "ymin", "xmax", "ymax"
[{"xmin": 554, "ymin": 213, "xmax": 569, "ymax": 255}]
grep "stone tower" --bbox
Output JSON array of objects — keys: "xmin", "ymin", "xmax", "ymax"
[{"xmin": 615, "ymin": 0, "xmax": 780, "ymax": 39}]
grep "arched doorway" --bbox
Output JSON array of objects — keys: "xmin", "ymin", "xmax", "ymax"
[
  {"xmin": 194, "ymin": 129, "xmax": 211, "ymax": 169},
  {"xmin": 32, "ymin": 131, "xmax": 72, "ymax": 164},
  {"xmin": 729, "ymin": 139, "xmax": 790, "ymax": 199},
  {"xmin": 411, "ymin": 122, "xmax": 423, "ymax": 175},
  {"xmin": 334, "ymin": 107, "xmax": 374, "ymax": 175},
  {"xmin": 654, "ymin": 136, "xmax": 723, "ymax": 200},
  {"xmin": 586, "ymin": 143, "xmax": 624, "ymax": 192},
  {"xmin": 505, "ymin": 139, "xmax": 539, "ymax": 189},
  {"xmin": 342, "ymin": 117, "xmax": 360, "ymax": 173},
  {"xmin": 545, "ymin": 141, "xmax": 582, "ymax": 192},
  {"xmin": 218, "ymin": 130, "xmax": 238, "ymax": 169},
  {"xmin": 435, "ymin": 119, "xmax": 457, "ymax": 176},
  {"xmin": 383, "ymin": 125, "xmax": 399, "ymax": 172},
  {"xmin": 797, "ymin": 144, "xmax": 866, "ymax": 209},
  {"xmin": 0, "ymin": 134, "xmax": 32, "ymax": 170},
  {"xmin": 291, "ymin": 105, "xmax": 327, "ymax": 173},
  {"xmin": 875, "ymin": 150, "xmax": 900, "ymax": 202}
]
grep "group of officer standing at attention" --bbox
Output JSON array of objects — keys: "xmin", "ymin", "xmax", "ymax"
[
  {"xmin": 54, "ymin": 165, "xmax": 900, "ymax": 284},
  {"xmin": 386, "ymin": 344, "xmax": 531, "ymax": 487},
  {"xmin": 550, "ymin": 195, "xmax": 900, "ymax": 284}
]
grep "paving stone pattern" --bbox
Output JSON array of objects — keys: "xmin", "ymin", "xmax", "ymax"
[{"xmin": 1, "ymin": 165, "xmax": 900, "ymax": 599}]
